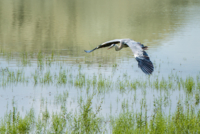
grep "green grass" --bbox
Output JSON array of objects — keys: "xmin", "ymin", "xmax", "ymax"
[
  {"xmin": 57, "ymin": 70, "xmax": 67, "ymax": 85},
  {"xmin": 1, "ymin": 51, "xmax": 200, "ymax": 133},
  {"xmin": 112, "ymin": 102, "xmax": 200, "ymax": 134},
  {"xmin": 185, "ymin": 76, "xmax": 195, "ymax": 92},
  {"xmin": 1, "ymin": 100, "xmax": 200, "ymax": 133},
  {"xmin": 0, "ymin": 107, "xmax": 34, "ymax": 134},
  {"xmin": 72, "ymin": 96, "xmax": 102, "ymax": 133}
]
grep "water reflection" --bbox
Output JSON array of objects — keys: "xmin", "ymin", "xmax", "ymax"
[{"xmin": 0, "ymin": 0, "xmax": 198, "ymax": 55}]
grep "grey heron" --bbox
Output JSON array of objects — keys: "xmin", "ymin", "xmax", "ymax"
[{"xmin": 84, "ymin": 39, "xmax": 154, "ymax": 75}]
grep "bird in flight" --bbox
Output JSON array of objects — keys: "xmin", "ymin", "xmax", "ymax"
[{"xmin": 84, "ymin": 39, "xmax": 154, "ymax": 75}]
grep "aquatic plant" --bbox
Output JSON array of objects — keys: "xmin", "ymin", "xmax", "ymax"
[
  {"xmin": 57, "ymin": 70, "xmax": 67, "ymax": 85},
  {"xmin": 40, "ymin": 71, "xmax": 53, "ymax": 84},
  {"xmin": 72, "ymin": 96, "xmax": 102, "ymax": 133},
  {"xmin": 0, "ymin": 107, "xmax": 34, "ymax": 134},
  {"xmin": 185, "ymin": 77, "xmax": 195, "ymax": 92},
  {"xmin": 112, "ymin": 101, "xmax": 200, "ymax": 133}
]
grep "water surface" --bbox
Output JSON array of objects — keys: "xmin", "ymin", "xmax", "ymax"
[{"xmin": 0, "ymin": 0, "xmax": 200, "ymax": 124}]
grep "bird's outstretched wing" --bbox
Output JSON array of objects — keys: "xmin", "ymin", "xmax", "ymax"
[
  {"xmin": 84, "ymin": 39, "xmax": 122, "ymax": 53},
  {"xmin": 126, "ymin": 42, "xmax": 154, "ymax": 75}
]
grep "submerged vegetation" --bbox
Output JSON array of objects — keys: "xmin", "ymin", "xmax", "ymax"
[{"xmin": 0, "ymin": 51, "xmax": 200, "ymax": 133}]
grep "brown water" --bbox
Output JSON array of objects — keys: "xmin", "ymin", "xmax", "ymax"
[{"xmin": 0, "ymin": 0, "xmax": 200, "ymax": 121}]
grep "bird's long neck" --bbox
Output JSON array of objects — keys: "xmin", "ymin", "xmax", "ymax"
[{"xmin": 115, "ymin": 42, "xmax": 124, "ymax": 51}]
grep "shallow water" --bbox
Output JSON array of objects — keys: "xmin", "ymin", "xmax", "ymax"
[{"xmin": 0, "ymin": 0, "xmax": 200, "ymax": 122}]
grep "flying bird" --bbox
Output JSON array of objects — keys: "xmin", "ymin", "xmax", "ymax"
[{"xmin": 84, "ymin": 39, "xmax": 154, "ymax": 75}]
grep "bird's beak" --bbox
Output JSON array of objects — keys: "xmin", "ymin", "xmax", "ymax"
[{"xmin": 107, "ymin": 44, "xmax": 115, "ymax": 50}]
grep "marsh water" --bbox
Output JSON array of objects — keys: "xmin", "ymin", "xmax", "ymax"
[{"xmin": 0, "ymin": 0, "xmax": 200, "ymax": 128}]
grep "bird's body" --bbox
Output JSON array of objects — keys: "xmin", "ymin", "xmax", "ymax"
[{"xmin": 84, "ymin": 39, "xmax": 154, "ymax": 75}]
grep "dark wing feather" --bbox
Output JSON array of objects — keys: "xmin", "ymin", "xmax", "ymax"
[
  {"xmin": 99, "ymin": 41, "xmax": 120, "ymax": 48},
  {"xmin": 84, "ymin": 40, "xmax": 121, "ymax": 53},
  {"xmin": 143, "ymin": 51, "xmax": 150, "ymax": 60},
  {"xmin": 135, "ymin": 53, "xmax": 154, "ymax": 75}
]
